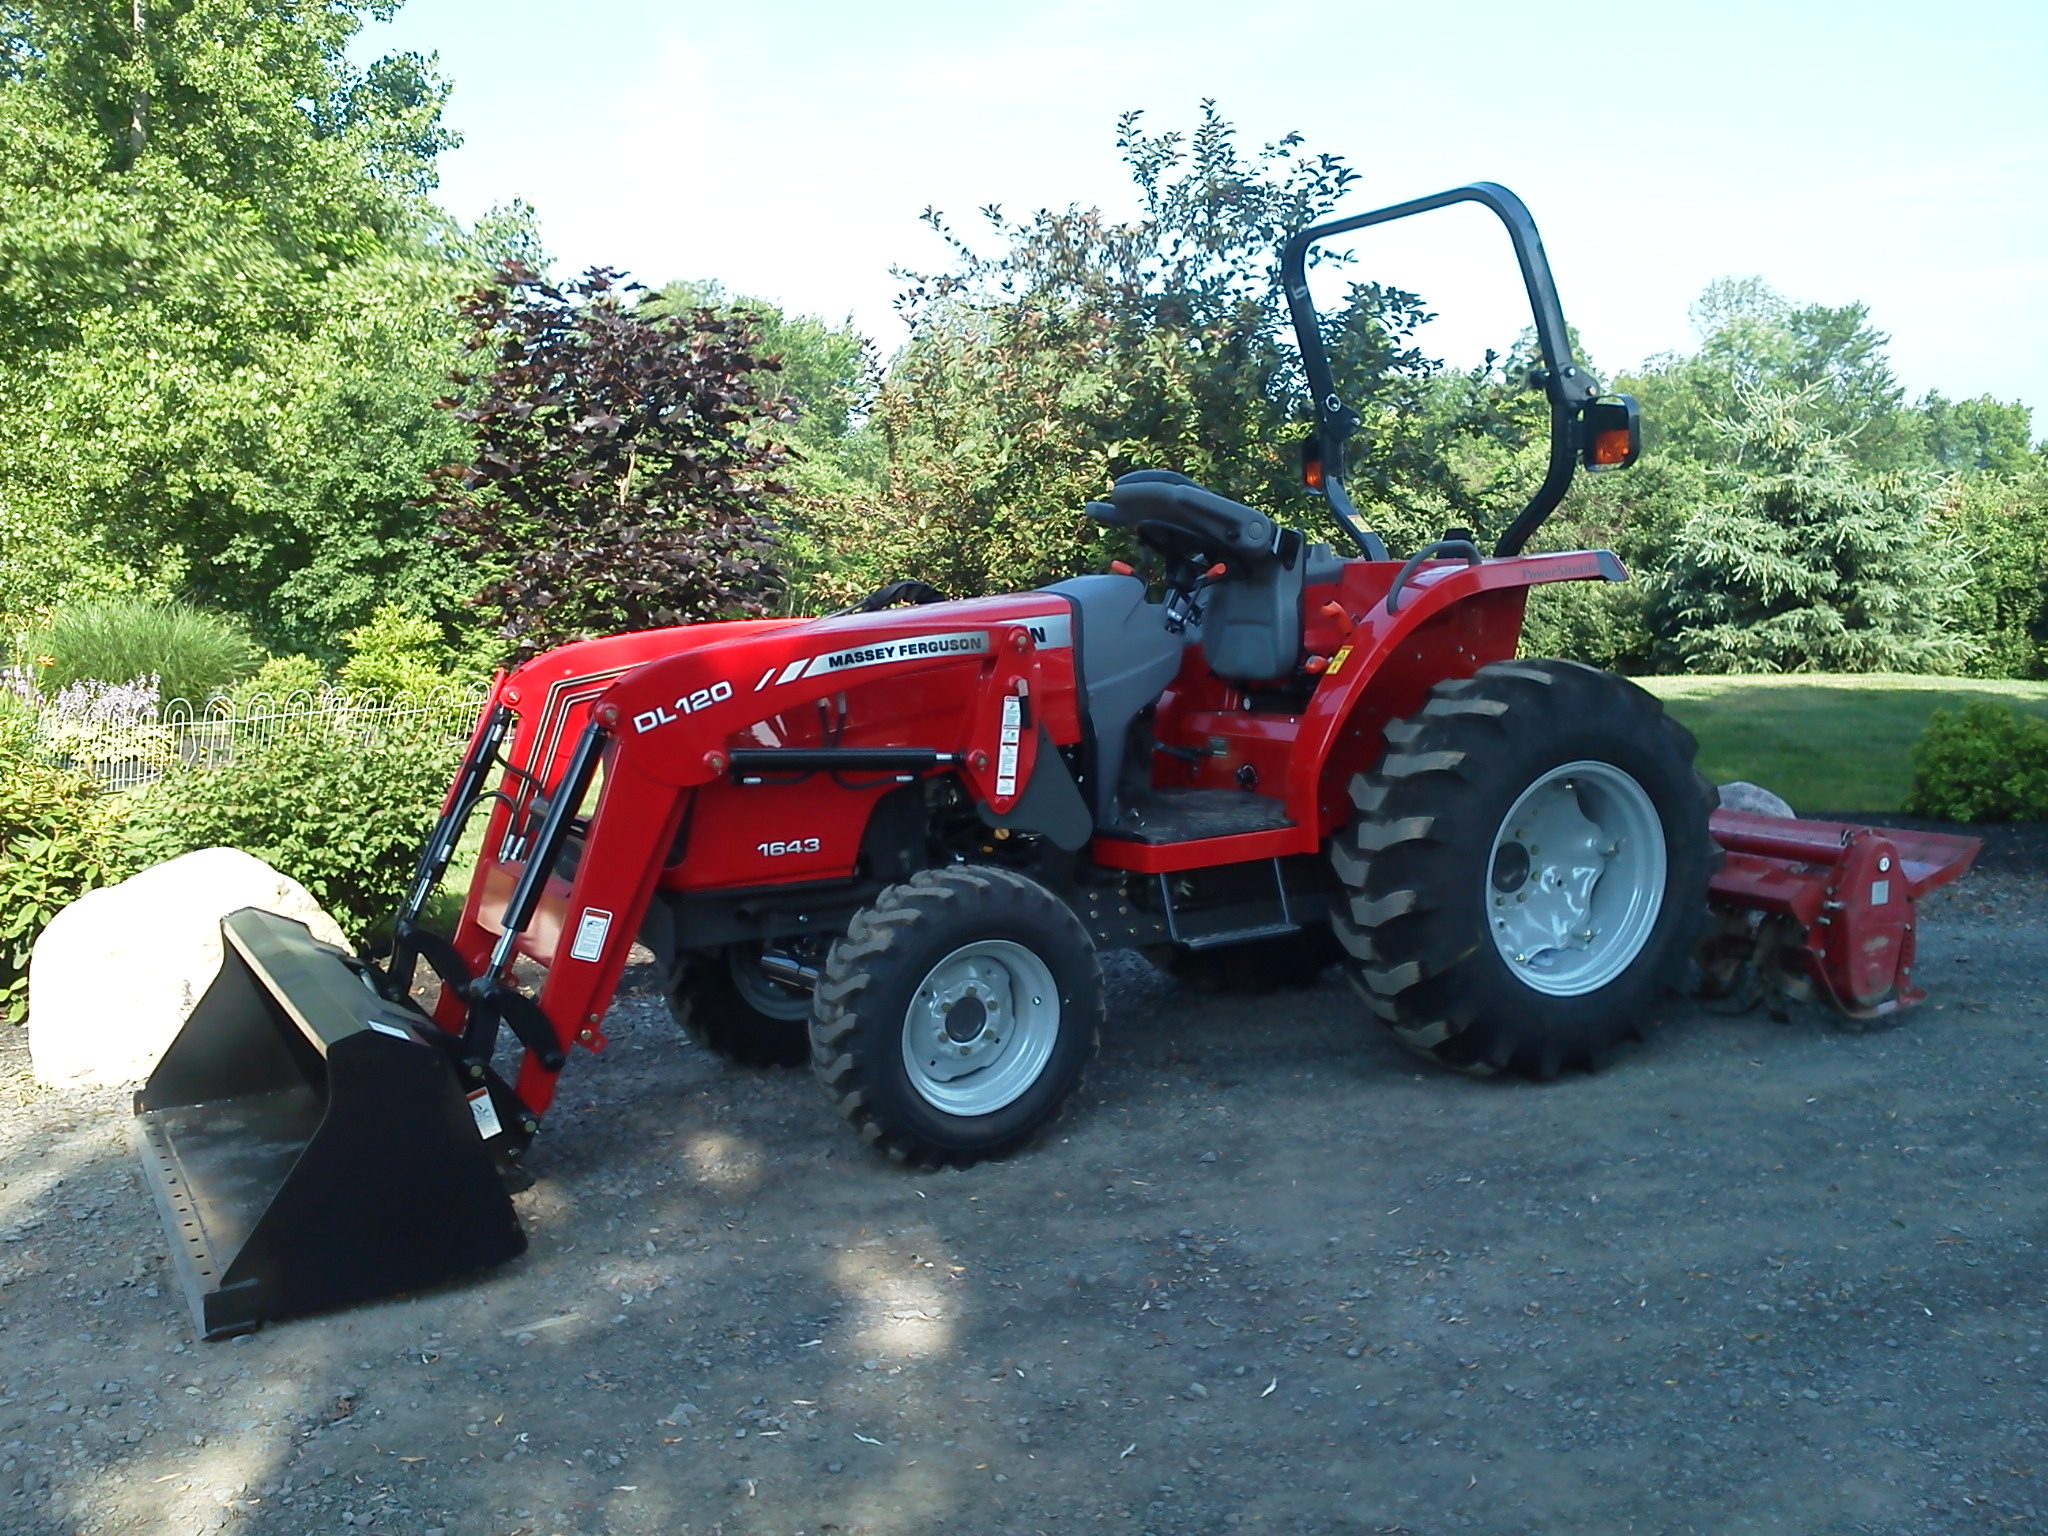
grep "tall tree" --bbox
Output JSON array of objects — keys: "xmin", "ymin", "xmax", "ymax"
[
  {"xmin": 1647, "ymin": 387, "xmax": 1973, "ymax": 673},
  {"xmin": 1933, "ymin": 459, "xmax": 2048, "ymax": 677},
  {"xmin": 1914, "ymin": 391, "xmax": 2036, "ymax": 475},
  {"xmin": 643, "ymin": 281, "xmax": 878, "ymax": 461},
  {"xmin": 0, "ymin": 0, "xmax": 496, "ymax": 651},
  {"xmin": 641, "ymin": 281, "xmax": 885, "ymax": 610},
  {"xmin": 1621, "ymin": 279, "xmax": 1916, "ymax": 471},
  {"xmin": 872, "ymin": 104, "xmax": 1437, "ymax": 596}
]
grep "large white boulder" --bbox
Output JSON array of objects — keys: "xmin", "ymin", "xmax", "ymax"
[
  {"xmin": 1717, "ymin": 780, "xmax": 1796, "ymax": 819},
  {"xmin": 27, "ymin": 847, "xmax": 351, "ymax": 1087}
]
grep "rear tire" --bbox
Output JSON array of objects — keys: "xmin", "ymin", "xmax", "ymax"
[
  {"xmin": 1331, "ymin": 659, "xmax": 1716, "ymax": 1078},
  {"xmin": 1147, "ymin": 925, "xmax": 1344, "ymax": 993},
  {"xmin": 666, "ymin": 944, "xmax": 811, "ymax": 1068},
  {"xmin": 810, "ymin": 866, "xmax": 1102, "ymax": 1167}
]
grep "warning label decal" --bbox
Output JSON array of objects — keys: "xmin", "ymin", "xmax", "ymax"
[
  {"xmin": 570, "ymin": 907, "xmax": 613, "ymax": 962},
  {"xmin": 467, "ymin": 1088, "xmax": 504, "ymax": 1141}
]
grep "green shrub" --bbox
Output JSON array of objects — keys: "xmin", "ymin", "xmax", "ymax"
[
  {"xmin": 337, "ymin": 603, "xmax": 452, "ymax": 698},
  {"xmin": 42, "ymin": 597, "xmax": 263, "ymax": 706},
  {"xmin": 1903, "ymin": 701, "xmax": 2048, "ymax": 821},
  {"xmin": 1519, "ymin": 581, "xmax": 1655, "ymax": 673},
  {"xmin": 123, "ymin": 723, "xmax": 459, "ymax": 942},
  {"xmin": 0, "ymin": 684, "xmax": 37, "ymax": 758},
  {"xmin": 0, "ymin": 751, "xmax": 126, "ymax": 1022}
]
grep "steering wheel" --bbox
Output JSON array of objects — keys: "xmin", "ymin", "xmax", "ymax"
[
  {"xmin": 1085, "ymin": 470, "xmax": 1279, "ymax": 572},
  {"xmin": 857, "ymin": 579, "xmax": 949, "ymax": 612}
]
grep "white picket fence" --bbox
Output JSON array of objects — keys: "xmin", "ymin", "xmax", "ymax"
[{"xmin": 31, "ymin": 684, "xmax": 491, "ymax": 792}]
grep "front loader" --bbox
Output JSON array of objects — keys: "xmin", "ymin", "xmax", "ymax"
[{"xmin": 132, "ymin": 183, "xmax": 1978, "ymax": 1338}]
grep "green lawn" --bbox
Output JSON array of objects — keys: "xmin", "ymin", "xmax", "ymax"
[{"xmin": 1639, "ymin": 673, "xmax": 2048, "ymax": 814}]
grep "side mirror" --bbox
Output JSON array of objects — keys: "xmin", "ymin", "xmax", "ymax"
[{"xmin": 1579, "ymin": 395, "xmax": 1640, "ymax": 472}]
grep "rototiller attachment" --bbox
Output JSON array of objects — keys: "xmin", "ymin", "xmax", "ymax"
[{"xmin": 1701, "ymin": 809, "xmax": 1980, "ymax": 1018}]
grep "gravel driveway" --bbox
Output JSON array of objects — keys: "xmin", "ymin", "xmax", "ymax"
[{"xmin": 1, "ymin": 863, "xmax": 2042, "ymax": 1536}]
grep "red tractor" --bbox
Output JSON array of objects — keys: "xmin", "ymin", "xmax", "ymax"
[{"xmin": 132, "ymin": 184, "xmax": 1978, "ymax": 1338}]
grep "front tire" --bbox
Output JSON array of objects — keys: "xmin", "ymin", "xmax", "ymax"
[
  {"xmin": 1331, "ymin": 659, "xmax": 1716, "ymax": 1078},
  {"xmin": 666, "ymin": 943, "xmax": 812, "ymax": 1068},
  {"xmin": 810, "ymin": 866, "xmax": 1102, "ymax": 1166}
]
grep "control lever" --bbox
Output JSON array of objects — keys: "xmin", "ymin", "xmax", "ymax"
[{"xmin": 1162, "ymin": 561, "xmax": 1230, "ymax": 634}]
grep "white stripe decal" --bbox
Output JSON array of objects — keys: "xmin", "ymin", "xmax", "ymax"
[
  {"xmin": 760, "ymin": 611, "xmax": 1071, "ymax": 693},
  {"xmin": 1024, "ymin": 611, "xmax": 1073, "ymax": 649}
]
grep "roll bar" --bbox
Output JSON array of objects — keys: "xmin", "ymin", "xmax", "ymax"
[{"xmin": 1279, "ymin": 182, "xmax": 1607, "ymax": 559}]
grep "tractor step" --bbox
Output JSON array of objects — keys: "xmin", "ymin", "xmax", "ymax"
[{"xmin": 1105, "ymin": 787, "xmax": 1293, "ymax": 845}]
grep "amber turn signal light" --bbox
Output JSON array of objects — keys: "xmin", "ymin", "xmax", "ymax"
[
  {"xmin": 1299, "ymin": 435, "xmax": 1324, "ymax": 491},
  {"xmin": 1578, "ymin": 395, "xmax": 1640, "ymax": 473},
  {"xmin": 1590, "ymin": 427, "xmax": 1633, "ymax": 466}
]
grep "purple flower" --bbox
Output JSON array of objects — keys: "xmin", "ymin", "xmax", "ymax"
[{"xmin": 45, "ymin": 673, "xmax": 161, "ymax": 729}]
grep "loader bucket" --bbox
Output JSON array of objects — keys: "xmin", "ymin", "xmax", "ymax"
[{"xmin": 133, "ymin": 908, "xmax": 526, "ymax": 1340}]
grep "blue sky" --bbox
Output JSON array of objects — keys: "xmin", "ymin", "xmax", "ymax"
[{"xmin": 356, "ymin": 0, "xmax": 2047, "ymax": 422}]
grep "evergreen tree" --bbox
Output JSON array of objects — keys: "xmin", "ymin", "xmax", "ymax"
[{"xmin": 1647, "ymin": 387, "xmax": 1974, "ymax": 673}]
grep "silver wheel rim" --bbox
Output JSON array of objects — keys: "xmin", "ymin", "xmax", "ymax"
[
  {"xmin": 1484, "ymin": 759, "xmax": 1667, "ymax": 997},
  {"xmin": 727, "ymin": 944, "xmax": 811, "ymax": 1022},
  {"xmin": 901, "ymin": 939, "xmax": 1061, "ymax": 1116}
]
